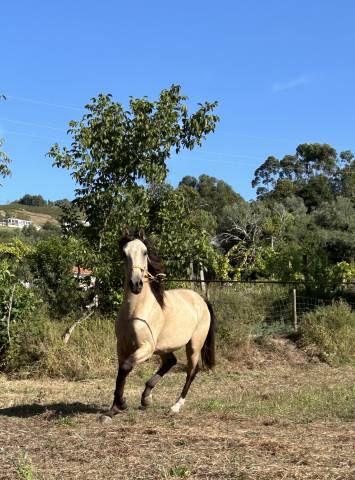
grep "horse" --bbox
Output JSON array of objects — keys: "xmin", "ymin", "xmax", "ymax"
[{"xmin": 101, "ymin": 229, "xmax": 216, "ymax": 421}]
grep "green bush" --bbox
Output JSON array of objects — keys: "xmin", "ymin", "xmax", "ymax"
[
  {"xmin": 29, "ymin": 236, "xmax": 90, "ymax": 315},
  {"xmin": 3, "ymin": 307, "xmax": 50, "ymax": 373},
  {"xmin": 300, "ymin": 301, "xmax": 355, "ymax": 366},
  {"xmin": 0, "ymin": 258, "xmax": 42, "ymax": 356}
]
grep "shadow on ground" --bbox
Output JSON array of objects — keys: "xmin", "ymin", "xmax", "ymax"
[{"xmin": 0, "ymin": 402, "xmax": 101, "ymax": 418}]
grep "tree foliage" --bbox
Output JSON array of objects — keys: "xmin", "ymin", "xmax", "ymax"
[
  {"xmin": 18, "ymin": 194, "xmax": 47, "ymax": 207},
  {"xmin": 179, "ymin": 174, "xmax": 244, "ymax": 219},
  {"xmin": 252, "ymin": 143, "xmax": 352, "ymax": 210},
  {"xmin": 0, "ymin": 240, "xmax": 40, "ymax": 353},
  {"xmin": 49, "ymin": 85, "xmax": 219, "ymax": 243},
  {"xmin": 29, "ymin": 237, "xmax": 92, "ymax": 315}
]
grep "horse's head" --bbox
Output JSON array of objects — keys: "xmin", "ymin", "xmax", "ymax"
[{"xmin": 121, "ymin": 229, "xmax": 148, "ymax": 294}]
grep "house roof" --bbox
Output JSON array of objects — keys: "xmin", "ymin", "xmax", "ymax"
[{"xmin": 72, "ymin": 266, "xmax": 92, "ymax": 277}]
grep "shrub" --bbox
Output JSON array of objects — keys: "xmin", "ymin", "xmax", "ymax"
[
  {"xmin": 0, "ymin": 261, "xmax": 42, "ymax": 357},
  {"xmin": 299, "ymin": 301, "xmax": 355, "ymax": 366},
  {"xmin": 2, "ymin": 306, "xmax": 50, "ymax": 373},
  {"xmin": 29, "ymin": 236, "xmax": 94, "ymax": 315}
]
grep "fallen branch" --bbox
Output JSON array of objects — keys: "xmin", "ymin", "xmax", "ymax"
[{"xmin": 62, "ymin": 295, "xmax": 98, "ymax": 344}]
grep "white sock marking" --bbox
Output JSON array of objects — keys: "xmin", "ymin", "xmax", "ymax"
[{"xmin": 170, "ymin": 397, "xmax": 185, "ymax": 413}]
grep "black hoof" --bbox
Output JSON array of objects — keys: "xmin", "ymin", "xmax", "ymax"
[{"xmin": 141, "ymin": 394, "xmax": 153, "ymax": 408}]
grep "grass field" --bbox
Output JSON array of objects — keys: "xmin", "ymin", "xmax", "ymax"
[{"xmin": 0, "ymin": 362, "xmax": 354, "ymax": 479}]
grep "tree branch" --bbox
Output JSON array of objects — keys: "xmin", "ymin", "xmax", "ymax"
[{"xmin": 6, "ymin": 284, "xmax": 16, "ymax": 344}]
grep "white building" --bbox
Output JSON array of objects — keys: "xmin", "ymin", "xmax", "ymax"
[{"xmin": 0, "ymin": 217, "xmax": 32, "ymax": 229}]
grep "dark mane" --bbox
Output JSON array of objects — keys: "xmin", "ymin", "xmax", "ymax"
[{"xmin": 119, "ymin": 233, "xmax": 165, "ymax": 308}]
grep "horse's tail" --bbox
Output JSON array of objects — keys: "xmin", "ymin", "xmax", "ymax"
[{"xmin": 201, "ymin": 299, "xmax": 216, "ymax": 370}]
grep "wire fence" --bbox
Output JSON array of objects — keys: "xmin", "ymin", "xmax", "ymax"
[{"xmin": 165, "ymin": 279, "xmax": 355, "ymax": 332}]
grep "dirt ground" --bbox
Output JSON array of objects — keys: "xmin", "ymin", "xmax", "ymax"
[{"xmin": 0, "ymin": 363, "xmax": 354, "ymax": 480}]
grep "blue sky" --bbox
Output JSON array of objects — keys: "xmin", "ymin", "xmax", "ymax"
[{"xmin": 0, "ymin": 0, "xmax": 354, "ymax": 203}]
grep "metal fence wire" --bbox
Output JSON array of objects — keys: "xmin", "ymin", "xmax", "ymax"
[{"xmin": 165, "ymin": 279, "xmax": 355, "ymax": 332}]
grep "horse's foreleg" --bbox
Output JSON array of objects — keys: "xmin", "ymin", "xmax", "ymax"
[
  {"xmin": 120, "ymin": 342, "xmax": 153, "ymax": 372},
  {"xmin": 141, "ymin": 353, "xmax": 177, "ymax": 407},
  {"xmin": 102, "ymin": 343, "xmax": 154, "ymax": 421},
  {"xmin": 101, "ymin": 364, "xmax": 130, "ymax": 421},
  {"xmin": 170, "ymin": 345, "xmax": 200, "ymax": 414}
]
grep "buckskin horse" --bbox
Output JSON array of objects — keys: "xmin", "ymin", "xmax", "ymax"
[{"xmin": 101, "ymin": 229, "xmax": 216, "ymax": 421}]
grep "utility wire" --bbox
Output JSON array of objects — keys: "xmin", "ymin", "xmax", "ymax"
[
  {"xmin": 0, "ymin": 117, "xmax": 66, "ymax": 132},
  {"xmin": 6, "ymin": 95, "xmax": 82, "ymax": 111}
]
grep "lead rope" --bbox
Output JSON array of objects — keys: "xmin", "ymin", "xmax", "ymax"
[
  {"xmin": 130, "ymin": 265, "xmax": 165, "ymax": 348},
  {"xmin": 132, "ymin": 317, "xmax": 156, "ymax": 348},
  {"xmin": 132, "ymin": 265, "xmax": 166, "ymax": 283}
]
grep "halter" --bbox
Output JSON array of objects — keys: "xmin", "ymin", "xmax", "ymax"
[
  {"xmin": 132, "ymin": 265, "xmax": 145, "ymax": 273},
  {"xmin": 131, "ymin": 265, "xmax": 166, "ymax": 282}
]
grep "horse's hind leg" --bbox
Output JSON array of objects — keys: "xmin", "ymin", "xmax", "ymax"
[
  {"xmin": 141, "ymin": 353, "xmax": 177, "ymax": 408},
  {"xmin": 170, "ymin": 342, "xmax": 200, "ymax": 414}
]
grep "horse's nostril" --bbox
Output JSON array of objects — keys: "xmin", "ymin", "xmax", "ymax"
[
  {"xmin": 129, "ymin": 280, "xmax": 134, "ymax": 290},
  {"xmin": 139, "ymin": 279, "xmax": 143, "ymax": 287}
]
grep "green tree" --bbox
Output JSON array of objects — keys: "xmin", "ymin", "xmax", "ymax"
[
  {"xmin": 336, "ymin": 150, "xmax": 355, "ymax": 199},
  {"xmin": 49, "ymin": 85, "xmax": 219, "ymax": 246},
  {"xmin": 0, "ymin": 240, "xmax": 40, "ymax": 352},
  {"xmin": 18, "ymin": 194, "xmax": 47, "ymax": 207},
  {"xmin": 252, "ymin": 155, "xmax": 280, "ymax": 197},
  {"xmin": 48, "ymin": 86, "xmax": 220, "ymax": 308},
  {"xmin": 252, "ymin": 143, "xmax": 350, "ymax": 210},
  {"xmin": 216, "ymin": 201, "xmax": 271, "ymax": 279},
  {"xmin": 91, "ymin": 184, "xmax": 228, "ymax": 308},
  {"xmin": 179, "ymin": 174, "xmax": 244, "ymax": 219},
  {"xmin": 312, "ymin": 196, "xmax": 355, "ymax": 264},
  {"xmin": 30, "ymin": 236, "xmax": 92, "ymax": 315}
]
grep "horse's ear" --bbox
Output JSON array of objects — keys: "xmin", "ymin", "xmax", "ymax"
[
  {"xmin": 123, "ymin": 226, "xmax": 130, "ymax": 238},
  {"xmin": 138, "ymin": 227, "xmax": 146, "ymax": 241}
]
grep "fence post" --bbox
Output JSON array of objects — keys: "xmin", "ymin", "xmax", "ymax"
[
  {"xmin": 200, "ymin": 267, "xmax": 209, "ymax": 299},
  {"xmin": 292, "ymin": 288, "xmax": 298, "ymax": 332},
  {"xmin": 189, "ymin": 261, "xmax": 194, "ymax": 281}
]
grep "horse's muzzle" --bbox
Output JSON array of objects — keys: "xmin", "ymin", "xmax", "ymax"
[{"xmin": 129, "ymin": 279, "xmax": 143, "ymax": 294}]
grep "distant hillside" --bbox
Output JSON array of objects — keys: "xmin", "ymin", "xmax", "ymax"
[{"xmin": 0, "ymin": 203, "xmax": 60, "ymax": 226}]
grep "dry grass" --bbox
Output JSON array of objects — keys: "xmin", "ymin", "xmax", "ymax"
[
  {"xmin": 0, "ymin": 203, "xmax": 60, "ymax": 224},
  {"xmin": 0, "ymin": 363, "xmax": 354, "ymax": 479}
]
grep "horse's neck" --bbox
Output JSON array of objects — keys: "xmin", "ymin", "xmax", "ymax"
[{"xmin": 122, "ymin": 281, "xmax": 156, "ymax": 318}]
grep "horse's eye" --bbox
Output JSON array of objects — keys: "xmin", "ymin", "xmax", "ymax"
[{"xmin": 144, "ymin": 251, "xmax": 148, "ymax": 256}]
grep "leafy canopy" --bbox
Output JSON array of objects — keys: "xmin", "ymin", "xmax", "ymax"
[
  {"xmin": 252, "ymin": 143, "xmax": 353, "ymax": 209},
  {"xmin": 48, "ymin": 85, "xmax": 219, "ymax": 235}
]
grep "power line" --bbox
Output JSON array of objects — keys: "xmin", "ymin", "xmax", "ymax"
[
  {"xmin": 4, "ymin": 93, "xmax": 354, "ymax": 150},
  {"xmin": 6, "ymin": 95, "xmax": 82, "ymax": 111},
  {"xmin": 173, "ymin": 155, "xmax": 260, "ymax": 167},
  {"xmin": 2, "ymin": 129, "xmax": 67, "ymax": 142},
  {"xmin": 1, "ymin": 94, "xmax": 353, "ymax": 160},
  {"xmin": 203, "ymin": 150, "xmax": 263, "ymax": 160},
  {"xmin": 218, "ymin": 130, "xmax": 353, "ymax": 152},
  {"xmin": 219, "ymin": 131, "xmax": 301, "ymax": 143},
  {"xmin": 0, "ymin": 117, "xmax": 66, "ymax": 132}
]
